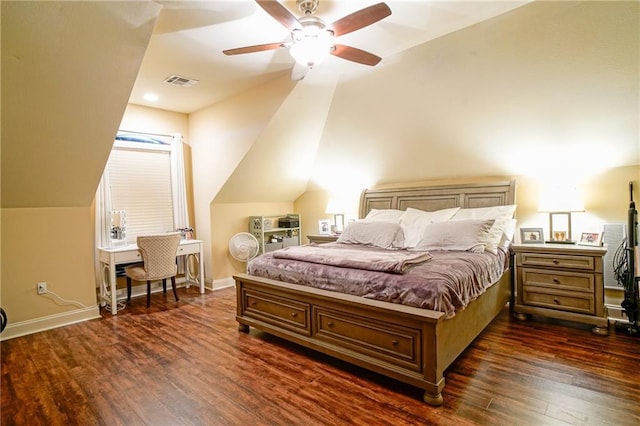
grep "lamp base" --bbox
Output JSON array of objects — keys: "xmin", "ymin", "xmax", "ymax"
[{"xmin": 545, "ymin": 240, "xmax": 576, "ymax": 245}]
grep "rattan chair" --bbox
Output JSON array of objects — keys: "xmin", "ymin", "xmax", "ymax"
[{"xmin": 125, "ymin": 232, "xmax": 182, "ymax": 308}]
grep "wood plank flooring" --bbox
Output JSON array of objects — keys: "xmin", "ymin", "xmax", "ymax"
[{"xmin": 2, "ymin": 286, "xmax": 639, "ymax": 425}]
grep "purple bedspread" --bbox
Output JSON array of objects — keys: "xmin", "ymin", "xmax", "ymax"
[
  {"xmin": 272, "ymin": 244, "xmax": 431, "ymax": 274},
  {"xmin": 247, "ymin": 243, "xmax": 508, "ymax": 319}
]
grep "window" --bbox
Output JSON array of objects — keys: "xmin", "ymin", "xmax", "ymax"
[
  {"xmin": 107, "ymin": 147, "xmax": 174, "ymax": 242},
  {"xmin": 100, "ymin": 131, "xmax": 188, "ymax": 245}
]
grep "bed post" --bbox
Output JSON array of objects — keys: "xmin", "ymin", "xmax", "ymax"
[{"xmin": 422, "ymin": 321, "xmax": 445, "ymax": 406}]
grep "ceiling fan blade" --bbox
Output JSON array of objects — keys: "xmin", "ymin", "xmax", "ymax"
[
  {"xmin": 223, "ymin": 42, "xmax": 285, "ymax": 56},
  {"xmin": 290, "ymin": 62, "xmax": 309, "ymax": 81},
  {"xmin": 331, "ymin": 44, "xmax": 382, "ymax": 66},
  {"xmin": 256, "ymin": 0, "xmax": 302, "ymax": 31},
  {"xmin": 329, "ymin": 2, "xmax": 391, "ymax": 37}
]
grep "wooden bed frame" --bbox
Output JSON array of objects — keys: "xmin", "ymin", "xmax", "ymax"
[{"xmin": 234, "ymin": 180, "xmax": 516, "ymax": 405}]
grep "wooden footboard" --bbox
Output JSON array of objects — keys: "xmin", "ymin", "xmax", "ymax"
[{"xmin": 234, "ymin": 268, "xmax": 511, "ymax": 405}]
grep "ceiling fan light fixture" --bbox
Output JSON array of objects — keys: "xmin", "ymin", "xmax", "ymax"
[
  {"xmin": 289, "ymin": 18, "xmax": 333, "ymax": 68},
  {"xmin": 289, "ymin": 36, "xmax": 332, "ymax": 68},
  {"xmin": 224, "ymin": 1, "xmax": 391, "ymax": 74}
]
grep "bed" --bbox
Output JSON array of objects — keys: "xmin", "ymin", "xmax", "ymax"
[{"xmin": 234, "ymin": 180, "xmax": 516, "ymax": 405}]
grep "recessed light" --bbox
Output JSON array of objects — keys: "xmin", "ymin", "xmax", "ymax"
[{"xmin": 143, "ymin": 92, "xmax": 159, "ymax": 102}]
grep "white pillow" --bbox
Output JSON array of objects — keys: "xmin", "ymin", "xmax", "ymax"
[
  {"xmin": 499, "ymin": 218, "xmax": 517, "ymax": 249},
  {"xmin": 399, "ymin": 207, "xmax": 461, "ymax": 248},
  {"xmin": 451, "ymin": 204, "xmax": 516, "ymax": 221},
  {"xmin": 411, "ymin": 219, "xmax": 495, "ymax": 253},
  {"xmin": 484, "ymin": 218, "xmax": 517, "ymax": 254},
  {"xmin": 337, "ymin": 221, "xmax": 405, "ymax": 249},
  {"xmin": 362, "ymin": 209, "xmax": 404, "ymax": 223}
]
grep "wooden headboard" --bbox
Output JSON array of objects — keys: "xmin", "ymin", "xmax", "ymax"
[{"xmin": 359, "ymin": 180, "xmax": 516, "ymax": 218}]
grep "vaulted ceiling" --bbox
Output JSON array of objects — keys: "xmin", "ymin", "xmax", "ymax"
[
  {"xmin": 2, "ymin": 0, "xmax": 638, "ymax": 210},
  {"xmin": 129, "ymin": 0, "xmax": 532, "ymax": 114}
]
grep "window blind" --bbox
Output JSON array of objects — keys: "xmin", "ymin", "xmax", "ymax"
[{"xmin": 107, "ymin": 148, "xmax": 174, "ymax": 243}]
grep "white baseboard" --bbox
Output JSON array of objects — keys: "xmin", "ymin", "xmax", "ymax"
[
  {"xmin": 2, "ymin": 278, "xmax": 236, "ymax": 341},
  {"xmin": 209, "ymin": 277, "xmax": 235, "ymax": 291},
  {"xmin": 606, "ymin": 303, "xmax": 630, "ymax": 324},
  {"xmin": 1, "ymin": 306, "xmax": 101, "ymax": 341},
  {"xmin": 120, "ymin": 277, "xmax": 234, "ymax": 299}
]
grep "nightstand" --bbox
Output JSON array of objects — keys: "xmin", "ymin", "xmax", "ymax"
[
  {"xmin": 512, "ymin": 243, "xmax": 608, "ymax": 335},
  {"xmin": 307, "ymin": 234, "xmax": 339, "ymax": 244}
]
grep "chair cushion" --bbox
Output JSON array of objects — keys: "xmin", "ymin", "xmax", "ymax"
[{"xmin": 124, "ymin": 263, "xmax": 148, "ymax": 281}]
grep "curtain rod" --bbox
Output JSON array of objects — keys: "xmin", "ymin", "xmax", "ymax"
[{"xmin": 118, "ymin": 129, "xmax": 177, "ymax": 139}]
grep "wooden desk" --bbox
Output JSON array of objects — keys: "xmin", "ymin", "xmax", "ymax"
[{"xmin": 97, "ymin": 239, "xmax": 204, "ymax": 314}]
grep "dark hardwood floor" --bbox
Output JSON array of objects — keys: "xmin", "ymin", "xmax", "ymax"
[{"xmin": 2, "ymin": 286, "xmax": 639, "ymax": 425}]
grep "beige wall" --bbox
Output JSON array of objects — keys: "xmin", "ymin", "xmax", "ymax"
[
  {"xmin": 211, "ymin": 202, "xmax": 294, "ymax": 281},
  {"xmin": 1, "ymin": 208, "xmax": 98, "ymax": 323},
  {"xmin": 1, "ymin": 2, "xmax": 161, "ymax": 338},
  {"xmin": 294, "ymin": 190, "xmax": 336, "ymax": 245},
  {"xmin": 1, "ymin": 1, "xmax": 160, "ymax": 209},
  {"xmin": 305, "ymin": 1, "xmax": 638, "ymax": 193},
  {"xmin": 120, "ymin": 104, "xmax": 189, "ymax": 139},
  {"xmin": 188, "ymin": 75, "xmax": 299, "ymax": 282},
  {"xmin": 296, "ymin": 166, "xmax": 640, "ymax": 246},
  {"xmin": 511, "ymin": 166, "xmax": 639, "ymax": 238}
]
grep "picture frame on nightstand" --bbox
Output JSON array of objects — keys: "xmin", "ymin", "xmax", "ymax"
[
  {"xmin": 520, "ymin": 227, "xmax": 544, "ymax": 243},
  {"xmin": 318, "ymin": 219, "xmax": 331, "ymax": 235},
  {"xmin": 578, "ymin": 232, "xmax": 603, "ymax": 246}
]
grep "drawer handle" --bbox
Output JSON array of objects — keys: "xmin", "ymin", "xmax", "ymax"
[
  {"xmin": 552, "ymin": 259, "xmax": 559, "ymax": 264},
  {"xmin": 553, "ymin": 278, "xmax": 560, "ymax": 284},
  {"xmin": 391, "ymin": 340, "xmax": 399, "ymax": 346},
  {"xmin": 250, "ymin": 301, "xmax": 257, "ymax": 306},
  {"xmin": 553, "ymin": 298, "xmax": 561, "ymax": 305},
  {"xmin": 290, "ymin": 312, "xmax": 297, "ymax": 318},
  {"xmin": 327, "ymin": 321, "xmax": 334, "ymax": 327}
]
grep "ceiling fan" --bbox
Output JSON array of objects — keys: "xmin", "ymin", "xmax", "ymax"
[{"xmin": 223, "ymin": 0, "xmax": 392, "ymax": 80}]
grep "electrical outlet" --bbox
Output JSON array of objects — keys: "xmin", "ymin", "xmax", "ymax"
[{"xmin": 37, "ymin": 282, "xmax": 47, "ymax": 295}]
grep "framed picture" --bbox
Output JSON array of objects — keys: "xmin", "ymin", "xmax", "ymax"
[
  {"xmin": 318, "ymin": 219, "xmax": 331, "ymax": 235},
  {"xmin": 578, "ymin": 232, "xmax": 603, "ymax": 246},
  {"xmin": 520, "ymin": 227, "xmax": 544, "ymax": 243}
]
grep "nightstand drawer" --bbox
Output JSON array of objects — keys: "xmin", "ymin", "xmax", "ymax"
[
  {"xmin": 518, "ymin": 252, "xmax": 595, "ymax": 271},
  {"xmin": 520, "ymin": 268, "xmax": 594, "ymax": 293},
  {"xmin": 522, "ymin": 286, "xmax": 595, "ymax": 314}
]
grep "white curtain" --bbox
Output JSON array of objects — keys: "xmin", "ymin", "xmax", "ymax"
[
  {"xmin": 171, "ymin": 133, "xmax": 190, "ymax": 275},
  {"xmin": 171, "ymin": 133, "xmax": 190, "ymax": 230},
  {"xmin": 94, "ymin": 169, "xmax": 113, "ymax": 288}
]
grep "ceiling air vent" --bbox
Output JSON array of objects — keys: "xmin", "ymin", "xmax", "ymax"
[{"xmin": 164, "ymin": 75, "xmax": 199, "ymax": 87}]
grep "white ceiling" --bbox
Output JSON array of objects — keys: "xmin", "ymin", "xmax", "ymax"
[{"xmin": 129, "ymin": 0, "xmax": 531, "ymax": 114}]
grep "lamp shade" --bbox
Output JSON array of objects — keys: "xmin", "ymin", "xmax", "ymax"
[
  {"xmin": 325, "ymin": 197, "xmax": 346, "ymax": 215},
  {"xmin": 538, "ymin": 185, "xmax": 585, "ymax": 212}
]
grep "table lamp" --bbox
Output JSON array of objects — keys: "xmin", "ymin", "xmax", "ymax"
[
  {"xmin": 325, "ymin": 197, "xmax": 345, "ymax": 234},
  {"xmin": 538, "ymin": 185, "xmax": 585, "ymax": 244}
]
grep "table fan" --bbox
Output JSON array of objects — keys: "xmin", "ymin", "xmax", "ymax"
[{"xmin": 229, "ymin": 232, "xmax": 260, "ymax": 263}]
